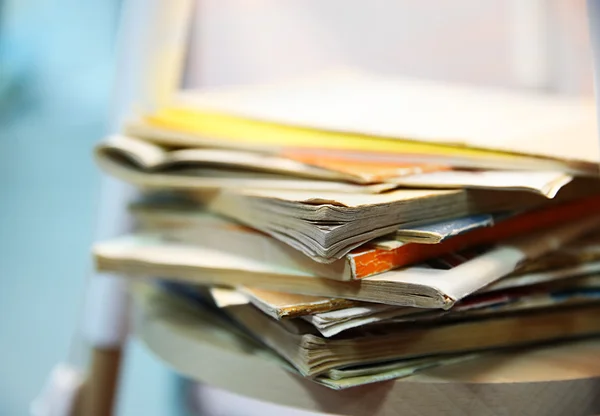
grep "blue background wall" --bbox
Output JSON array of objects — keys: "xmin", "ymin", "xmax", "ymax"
[{"xmin": 0, "ymin": 2, "xmax": 177, "ymax": 414}]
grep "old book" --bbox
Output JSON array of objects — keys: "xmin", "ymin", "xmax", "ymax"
[
  {"xmin": 132, "ymin": 194, "xmax": 600, "ymax": 278},
  {"xmin": 98, "ymin": 135, "xmax": 445, "ymax": 185},
  {"xmin": 301, "ymin": 276, "xmax": 600, "ymax": 337},
  {"xmin": 236, "ymin": 248, "xmax": 600, "ymax": 329},
  {"xmin": 197, "ymin": 186, "xmax": 586, "ymax": 262},
  {"xmin": 210, "ymin": 287, "xmax": 600, "ymax": 376},
  {"xmin": 93, "ymin": 213, "xmax": 600, "ymax": 309},
  {"xmin": 317, "ymin": 354, "xmax": 479, "ymax": 389},
  {"xmin": 133, "ymin": 283, "xmax": 482, "ymax": 390},
  {"xmin": 227, "ymin": 257, "xmax": 600, "ymax": 323},
  {"xmin": 199, "ymin": 176, "xmax": 600, "ymax": 263},
  {"xmin": 95, "ymin": 135, "xmax": 395, "ymax": 194},
  {"xmin": 127, "ymin": 71, "xmax": 599, "ymax": 173},
  {"xmin": 96, "ymin": 135, "xmax": 573, "ymax": 197}
]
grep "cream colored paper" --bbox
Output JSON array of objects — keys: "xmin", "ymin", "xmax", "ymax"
[{"xmin": 173, "ymin": 71, "xmax": 600, "ymax": 164}]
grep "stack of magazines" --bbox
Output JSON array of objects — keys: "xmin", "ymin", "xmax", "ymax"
[{"xmin": 93, "ymin": 72, "xmax": 600, "ymax": 389}]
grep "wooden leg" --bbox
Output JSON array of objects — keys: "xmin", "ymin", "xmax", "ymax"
[{"xmin": 80, "ymin": 348, "xmax": 123, "ymax": 416}]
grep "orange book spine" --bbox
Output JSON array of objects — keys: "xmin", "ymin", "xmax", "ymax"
[{"xmin": 350, "ymin": 195, "xmax": 600, "ymax": 279}]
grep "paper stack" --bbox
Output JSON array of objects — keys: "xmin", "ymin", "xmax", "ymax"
[{"xmin": 93, "ymin": 72, "xmax": 600, "ymax": 389}]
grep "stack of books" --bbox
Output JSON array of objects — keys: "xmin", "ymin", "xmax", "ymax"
[{"xmin": 93, "ymin": 72, "xmax": 600, "ymax": 389}]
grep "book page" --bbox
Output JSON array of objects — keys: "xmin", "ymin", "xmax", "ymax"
[
  {"xmin": 100, "ymin": 135, "xmax": 444, "ymax": 184},
  {"xmin": 171, "ymin": 71, "xmax": 600, "ymax": 163},
  {"xmin": 100, "ymin": 135, "xmax": 168, "ymax": 169},
  {"xmin": 227, "ymin": 187, "xmax": 460, "ymax": 207}
]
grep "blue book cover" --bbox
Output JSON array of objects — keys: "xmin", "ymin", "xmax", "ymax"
[{"xmin": 396, "ymin": 212, "xmax": 513, "ymax": 244}]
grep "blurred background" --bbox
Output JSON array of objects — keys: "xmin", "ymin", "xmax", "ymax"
[{"xmin": 0, "ymin": 0, "xmax": 596, "ymax": 415}]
